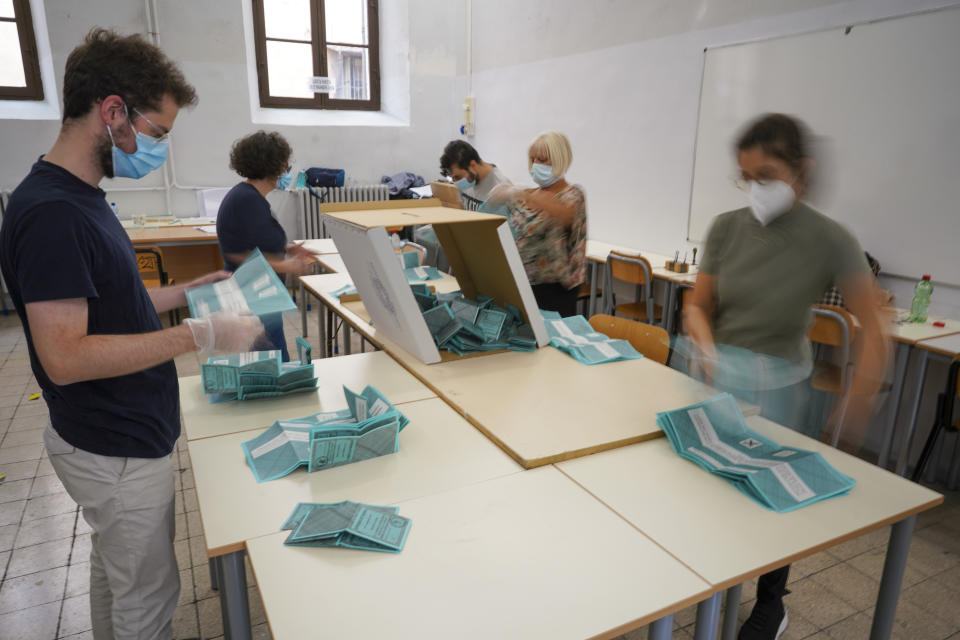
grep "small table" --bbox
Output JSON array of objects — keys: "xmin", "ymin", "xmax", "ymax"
[
  {"xmin": 190, "ymin": 396, "xmax": 523, "ymax": 640},
  {"xmin": 127, "ymin": 225, "xmax": 222, "ymax": 283},
  {"xmin": 291, "ymin": 238, "xmax": 339, "ymax": 337},
  {"xmin": 878, "ymin": 311, "xmax": 960, "ymax": 474},
  {"xmin": 178, "ymin": 351, "xmax": 436, "ymax": 441},
  {"xmin": 557, "ymin": 413, "xmax": 943, "ymax": 640},
  {"xmin": 246, "ymin": 467, "xmax": 713, "ymax": 639}
]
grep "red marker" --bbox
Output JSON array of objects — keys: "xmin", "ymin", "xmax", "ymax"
[{"xmin": 932, "ymin": 321, "xmax": 945, "ymax": 328}]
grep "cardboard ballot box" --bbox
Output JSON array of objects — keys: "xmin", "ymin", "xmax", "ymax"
[{"xmin": 323, "ymin": 205, "xmax": 549, "ymax": 364}]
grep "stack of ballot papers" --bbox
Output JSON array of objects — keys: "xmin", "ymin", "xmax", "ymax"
[
  {"xmin": 541, "ymin": 310, "xmax": 642, "ymax": 365},
  {"xmin": 186, "ymin": 248, "xmax": 296, "ymax": 317},
  {"xmin": 241, "ymin": 384, "xmax": 410, "ymax": 482},
  {"xmin": 200, "ymin": 338, "xmax": 317, "ymax": 403},
  {"xmin": 657, "ymin": 394, "xmax": 856, "ymax": 513},
  {"xmin": 281, "ymin": 501, "xmax": 411, "ymax": 553},
  {"xmin": 413, "ymin": 284, "xmax": 538, "ymax": 355}
]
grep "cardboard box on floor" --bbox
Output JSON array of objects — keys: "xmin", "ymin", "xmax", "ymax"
[{"xmin": 323, "ymin": 205, "xmax": 549, "ymax": 364}]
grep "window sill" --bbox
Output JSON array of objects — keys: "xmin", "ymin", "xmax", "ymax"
[{"xmin": 249, "ymin": 106, "xmax": 410, "ymax": 127}]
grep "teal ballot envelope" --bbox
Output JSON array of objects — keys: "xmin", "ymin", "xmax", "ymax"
[
  {"xmin": 201, "ymin": 351, "xmax": 282, "ymax": 394},
  {"xmin": 329, "ymin": 283, "xmax": 358, "ymax": 299},
  {"xmin": 417, "ymin": 291, "xmax": 538, "ymax": 356},
  {"xmin": 543, "ymin": 313, "xmax": 642, "ymax": 365},
  {"xmin": 186, "ymin": 248, "xmax": 296, "ymax": 317},
  {"xmin": 241, "ymin": 421, "xmax": 314, "ymax": 483},
  {"xmin": 284, "ymin": 501, "xmax": 411, "ymax": 553},
  {"xmin": 656, "ymin": 394, "xmax": 856, "ymax": 513},
  {"xmin": 397, "ymin": 251, "xmax": 421, "ymax": 269}
]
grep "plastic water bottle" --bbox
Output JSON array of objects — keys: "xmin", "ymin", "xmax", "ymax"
[
  {"xmin": 110, "ymin": 202, "xmax": 119, "ymax": 218},
  {"xmin": 908, "ymin": 275, "xmax": 933, "ymax": 323}
]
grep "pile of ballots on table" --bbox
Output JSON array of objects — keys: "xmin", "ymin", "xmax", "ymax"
[
  {"xmin": 413, "ymin": 285, "xmax": 538, "ymax": 355},
  {"xmin": 541, "ymin": 311, "xmax": 642, "ymax": 365},
  {"xmin": 241, "ymin": 384, "xmax": 410, "ymax": 482},
  {"xmin": 281, "ymin": 501, "xmax": 411, "ymax": 553},
  {"xmin": 657, "ymin": 393, "xmax": 856, "ymax": 513},
  {"xmin": 186, "ymin": 248, "xmax": 296, "ymax": 317},
  {"xmin": 200, "ymin": 337, "xmax": 317, "ymax": 403}
]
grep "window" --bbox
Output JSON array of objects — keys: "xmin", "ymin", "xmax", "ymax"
[
  {"xmin": 252, "ymin": 0, "xmax": 380, "ymax": 111},
  {"xmin": 0, "ymin": 0, "xmax": 43, "ymax": 100}
]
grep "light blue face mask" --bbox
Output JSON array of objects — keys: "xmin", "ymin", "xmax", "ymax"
[
  {"xmin": 454, "ymin": 176, "xmax": 475, "ymax": 191},
  {"xmin": 530, "ymin": 162, "xmax": 559, "ymax": 187},
  {"xmin": 106, "ymin": 108, "xmax": 169, "ymax": 179},
  {"xmin": 276, "ymin": 171, "xmax": 293, "ymax": 191}
]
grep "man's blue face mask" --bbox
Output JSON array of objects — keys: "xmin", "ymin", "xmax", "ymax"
[{"xmin": 106, "ymin": 106, "xmax": 169, "ymax": 179}]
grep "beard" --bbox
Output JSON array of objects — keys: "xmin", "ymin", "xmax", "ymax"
[{"xmin": 95, "ymin": 132, "xmax": 114, "ymax": 179}]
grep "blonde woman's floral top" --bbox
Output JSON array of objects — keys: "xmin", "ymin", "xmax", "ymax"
[{"xmin": 508, "ymin": 184, "xmax": 587, "ymax": 289}]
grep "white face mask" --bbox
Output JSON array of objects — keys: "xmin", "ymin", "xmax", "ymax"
[{"xmin": 748, "ymin": 180, "xmax": 795, "ymax": 225}]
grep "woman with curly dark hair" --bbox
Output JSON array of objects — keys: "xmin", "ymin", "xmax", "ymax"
[{"xmin": 217, "ymin": 130, "xmax": 316, "ymax": 360}]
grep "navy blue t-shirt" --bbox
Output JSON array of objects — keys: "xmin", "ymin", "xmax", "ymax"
[
  {"xmin": 216, "ymin": 182, "xmax": 287, "ymax": 272},
  {"xmin": 0, "ymin": 159, "xmax": 180, "ymax": 458}
]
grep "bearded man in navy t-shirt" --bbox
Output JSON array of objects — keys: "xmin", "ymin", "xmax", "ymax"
[{"xmin": 0, "ymin": 29, "xmax": 263, "ymax": 639}]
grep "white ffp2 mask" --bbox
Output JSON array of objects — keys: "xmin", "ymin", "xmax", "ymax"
[{"xmin": 749, "ymin": 180, "xmax": 795, "ymax": 225}]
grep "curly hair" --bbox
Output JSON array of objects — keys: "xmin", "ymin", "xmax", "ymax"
[
  {"xmin": 62, "ymin": 28, "xmax": 197, "ymax": 123},
  {"xmin": 229, "ymin": 131, "xmax": 292, "ymax": 180}
]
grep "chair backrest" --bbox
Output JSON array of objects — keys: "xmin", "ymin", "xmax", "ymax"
[
  {"xmin": 588, "ymin": 314, "xmax": 670, "ymax": 364},
  {"xmin": 135, "ymin": 247, "xmax": 169, "ymax": 287},
  {"xmin": 196, "ymin": 188, "xmax": 231, "ymax": 219},
  {"xmin": 808, "ymin": 304, "xmax": 856, "ymax": 347},
  {"xmin": 608, "ymin": 251, "xmax": 651, "ymax": 285},
  {"xmin": 430, "ymin": 181, "xmax": 463, "ymax": 209}
]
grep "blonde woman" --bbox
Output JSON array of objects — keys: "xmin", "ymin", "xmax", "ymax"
[{"xmin": 492, "ymin": 131, "xmax": 587, "ymax": 316}]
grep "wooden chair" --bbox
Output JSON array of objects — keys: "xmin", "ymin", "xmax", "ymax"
[
  {"xmin": 603, "ymin": 251, "xmax": 663, "ymax": 326},
  {"xmin": 135, "ymin": 246, "xmax": 179, "ymax": 326},
  {"xmin": 588, "ymin": 314, "xmax": 669, "ymax": 365},
  {"xmin": 911, "ymin": 356, "xmax": 960, "ymax": 487},
  {"xmin": 807, "ymin": 304, "xmax": 857, "ymax": 446}
]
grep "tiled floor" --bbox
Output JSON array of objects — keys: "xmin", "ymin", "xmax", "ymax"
[{"xmin": 0, "ymin": 309, "xmax": 958, "ymax": 639}]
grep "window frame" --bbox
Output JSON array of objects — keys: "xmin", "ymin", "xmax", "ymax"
[
  {"xmin": 251, "ymin": 0, "xmax": 380, "ymax": 111},
  {"xmin": 0, "ymin": 0, "xmax": 44, "ymax": 101}
]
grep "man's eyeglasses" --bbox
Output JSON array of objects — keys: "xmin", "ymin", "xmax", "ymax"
[{"xmin": 132, "ymin": 108, "xmax": 169, "ymax": 142}]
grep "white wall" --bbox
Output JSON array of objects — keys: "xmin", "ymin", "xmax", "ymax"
[{"xmin": 0, "ymin": 0, "xmax": 467, "ymax": 232}]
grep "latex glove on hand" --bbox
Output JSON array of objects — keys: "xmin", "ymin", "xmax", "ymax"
[
  {"xmin": 184, "ymin": 311, "xmax": 265, "ymax": 356},
  {"xmin": 281, "ymin": 253, "xmax": 316, "ymax": 276}
]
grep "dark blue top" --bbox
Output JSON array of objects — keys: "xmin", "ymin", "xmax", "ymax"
[
  {"xmin": 216, "ymin": 182, "xmax": 287, "ymax": 272},
  {"xmin": 0, "ymin": 159, "xmax": 180, "ymax": 458}
]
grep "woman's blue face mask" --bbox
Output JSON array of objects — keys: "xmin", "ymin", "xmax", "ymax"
[
  {"xmin": 107, "ymin": 106, "xmax": 169, "ymax": 179},
  {"xmin": 276, "ymin": 170, "xmax": 293, "ymax": 191},
  {"xmin": 530, "ymin": 162, "xmax": 559, "ymax": 187}
]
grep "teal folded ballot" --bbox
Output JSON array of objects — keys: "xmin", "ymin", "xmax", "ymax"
[
  {"xmin": 403, "ymin": 265, "xmax": 442, "ymax": 282},
  {"xmin": 329, "ymin": 283, "xmax": 358, "ymax": 299},
  {"xmin": 186, "ymin": 248, "xmax": 296, "ymax": 318},
  {"xmin": 413, "ymin": 285, "xmax": 537, "ymax": 356},
  {"xmin": 656, "ymin": 394, "xmax": 856, "ymax": 513},
  {"xmin": 241, "ymin": 384, "xmax": 410, "ymax": 482},
  {"xmin": 201, "ymin": 338, "xmax": 317, "ymax": 403},
  {"xmin": 281, "ymin": 501, "xmax": 411, "ymax": 553},
  {"xmin": 541, "ymin": 311, "xmax": 643, "ymax": 365}
]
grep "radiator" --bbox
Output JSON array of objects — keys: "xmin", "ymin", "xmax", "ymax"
[{"xmin": 296, "ymin": 185, "xmax": 390, "ymax": 239}]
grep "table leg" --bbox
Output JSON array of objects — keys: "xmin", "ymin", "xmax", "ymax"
[
  {"xmin": 721, "ymin": 584, "xmax": 742, "ymax": 640},
  {"xmin": 869, "ymin": 515, "xmax": 916, "ymax": 640},
  {"xmin": 327, "ymin": 308, "xmax": 334, "ymax": 357},
  {"xmin": 209, "ymin": 557, "xmax": 219, "ymax": 591},
  {"xmin": 588, "ymin": 262, "xmax": 599, "ymax": 318},
  {"xmin": 344, "ymin": 323, "xmax": 352, "ymax": 355},
  {"xmin": 299, "ymin": 280, "xmax": 308, "ymax": 338},
  {"xmin": 664, "ymin": 282, "xmax": 677, "ymax": 334},
  {"xmin": 694, "ymin": 592, "xmax": 722, "ymax": 640},
  {"xmin": 948, "ymin": 433, "xmax": 960, "ymax": 490},
  {"xmin": 213, "ymin": 551, "xmax": 252, "ymax": 640},
  {"xmin": 895, "ymin": 350, "xmax": 930, "ymax": 476},
  {"xmin": 648, "ymin": 614, "xmax": 674, "ymax": 640},
  {"xmin": 878, "ymin": 342, "xmax": 911, "ymax": 470}
]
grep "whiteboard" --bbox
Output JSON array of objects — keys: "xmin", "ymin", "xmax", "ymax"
[{"xmin": 688, "ymin": 6, "xmax": 960, "ymax": 285}]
